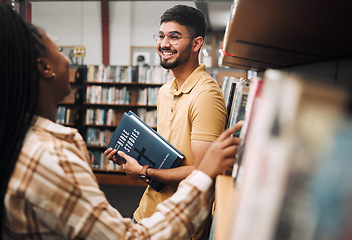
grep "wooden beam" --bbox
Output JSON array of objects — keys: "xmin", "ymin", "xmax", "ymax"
[{"xmin": 101, "ymin": 1, "xmax": 110, "ymax": 65}]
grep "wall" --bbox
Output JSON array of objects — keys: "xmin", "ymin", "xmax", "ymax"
[
  {"xmin": 32, "ymin": 2, "xmax": 102, "ymax": 64},
  {"xmin": 31, "ymin": 1, "xmax": 195, "ymax": 65}
]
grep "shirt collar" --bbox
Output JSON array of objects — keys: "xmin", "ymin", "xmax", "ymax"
[
  {"xmin": 170, "ymin": 65, "xmax": 206, "ymax": 95},
  {"xmin": 32, "ymin": 115, "xmax": 78, "ymax": 142}
]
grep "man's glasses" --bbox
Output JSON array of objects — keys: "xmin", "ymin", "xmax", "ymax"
[{"xmin": 153, "ymin": 33, "xmax": 194, "ymax": 45}]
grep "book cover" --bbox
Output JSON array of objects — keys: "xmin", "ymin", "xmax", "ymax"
[
  {"xmin": 227, "ymin": 78, "xmax": 251, "ymax": 136},
  {"xmin": 107, "ymin": 110, "xmax": 185, "ymax": 191},
  {"xmin": 224, "ymin": 77, "xmax": 240, "ymax": 128},
  {"xmin": 232, "ymin": 77, "xmax": 263, "ymax": 181}
]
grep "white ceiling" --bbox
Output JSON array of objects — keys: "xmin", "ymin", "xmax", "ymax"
[
  {"xmin": 28, "ymin": 0, "xmax": 234, "ymax": 32},
  {"xmin": 206, "ymin": 1, "xmax": 233, "ymax": 31}
]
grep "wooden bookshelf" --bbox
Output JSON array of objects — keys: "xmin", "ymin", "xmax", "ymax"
[
  {"xmin": 214, "ymin": 175, "xmax": 238, "ymax": 240},
  {"xmin": 56, "ymin": 65, "xmax": 165, "ymax": 185},
  {"xmin": 221, "ymin": 0, "xmax": 352, "ymax": 71},
  {"xmin": 216, "ymin": 0, "xmax": 352, "ymax": 238},
  {"xmin": 82, "ymin": 65, "xmax": 167, "ymax": 184}
]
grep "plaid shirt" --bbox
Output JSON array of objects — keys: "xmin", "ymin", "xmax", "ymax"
[{"xmin": 3, "ymin": 116, "xmax": 214, "ymax": 239}]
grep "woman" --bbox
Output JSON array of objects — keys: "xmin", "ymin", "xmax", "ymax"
[{"xmin": 0, "ymin": 4, "xmax": 242, "ymax": 239}]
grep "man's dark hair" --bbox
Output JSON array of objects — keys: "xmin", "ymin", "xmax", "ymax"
[{"xmin": 160, "ymin": 5, "xmax": 207, "ymax": 39}]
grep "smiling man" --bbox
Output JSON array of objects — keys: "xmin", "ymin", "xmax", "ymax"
[{"xmin": 105, "ymin": 5, "xmax": 227, "ymax": 240}]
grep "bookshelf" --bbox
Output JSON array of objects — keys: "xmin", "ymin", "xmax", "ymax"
[
  {"xmin": 57, "ymin": 67, "xmax": 85, "ymax": 129},
  {"xmin": 57, "ymin": 64, "xmax": 172, "ymax": 183},
  {"xmin": 215, "ymin": 0, "xmax": 352, "ymax": 239},
  {"xmin": 220, "ymin": 0, "xmax": 352, "ymax": 71},
  {"xmin": 84, "ymin": 64, "xmax": 171, "ymax": 173}
]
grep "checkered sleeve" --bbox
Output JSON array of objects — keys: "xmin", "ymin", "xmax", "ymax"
[
  {"xmin": 5, "ymin": 118, "xmax": 214, "ymax": 239},
  {"xmin": 137, "ymin": 170, "xmax": 214, "ymax": 240}
]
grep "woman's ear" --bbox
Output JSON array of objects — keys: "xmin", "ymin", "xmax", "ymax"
[
  {"xmin": 192, "ymin": 36, "xmax": 204, "ymax": 53},
  {"xmin": 37, "ymin": 58, "xmax": 53, "ymax": 79}
]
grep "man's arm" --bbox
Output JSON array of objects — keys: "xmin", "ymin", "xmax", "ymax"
[
  {"xmin": 143, "ymin": 139, "xmax": 211, "ymax": 185},
  {"xmin": 105, "ymin": 141, "xmax": 212, "ymax": 186},
  {"xmin": 106, "ymin": 121, "xmax": 243, "ymax": 185}
]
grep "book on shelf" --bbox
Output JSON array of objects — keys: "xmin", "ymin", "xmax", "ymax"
[
  {"xmin": 221, "ymin": 76, "xmax": 240, "ymax": 127},
  {"xmin": 89, "ymin": 150, "xmax": 122, "ymax": 171},
  {"xmin": 56, "ymin": 106, "xmax": 77, "ymax": 125},
  {"xmin": 86, "ymin": 64, "xmax": 172, "ymax": 84},
  {"xmin": 227, "ymin": 69, "xmax": 349, "ymax": 240},
  {"xmin": 87, "ymin": 65, "xmax": 137, "ymax": 83},
  {"xmin": 137, "ymin": 108, "xmax": 157, "ymax": 127},
  {"xmin": 86, "ymin": 85, "xmax": 129, "ymax": 105},
  {"xmin": 231, "ymin": 77, "xmax": 264, "ymax": 181},
  {"xmin": 107, "ymin": 110, "xmax": 185, "ymax": 191},
  {"xmin": 147, "ymin": 87, "xmax": 159, "ymax": 106},
  {"xmin": 221, "ymin": 77, "xmax": 251, "ymax": 176},
  {"xmin": 85, "ymin": 85, "xmax": 159, "ymax": 106},
  {"xmin": 227, "ymin": 78, "xmax": 251, "ymax": 136},
  {"xmin": 85, "ymin": 108, "xmax": 122, "ymax": 126},
  {"xmin": 86, "ymin": 127, "xmax": 112, "ymax": 147}
]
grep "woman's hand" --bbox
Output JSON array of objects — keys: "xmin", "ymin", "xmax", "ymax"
[{"xmin": 197, "ymin": 121, "xmax": 243, "ymax": 179}]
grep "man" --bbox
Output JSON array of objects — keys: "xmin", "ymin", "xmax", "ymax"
[{"xmin": 105, "ymin": 5, "xmax": 227, "ymax": 239}]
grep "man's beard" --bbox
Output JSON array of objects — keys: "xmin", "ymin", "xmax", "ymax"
[{"xmin": 159, "ymin": 42, "xmax": 192, "ymax": 69}]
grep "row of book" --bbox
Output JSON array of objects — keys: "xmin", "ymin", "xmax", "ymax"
[
  {"xmin": 87, "ymin": 64, "xmax": 173, "ymax": 84},
  {"xmin": 85, "ymin": 85, "xmax": 159, "ymax": 106},
  {"xmin": 56, "ymin": 106, "xmax": 77, "ymax": 125},
  {"xmin": 136, "ymin": 108, "xmax": 157, "ymax": 128},
  {"xmin": 222, "ymin": 69, "xmax": 352, "ymax": 240},
  {"xmin": 86, "ymin": 127, "xmax": 113, "ymax": 147},
  {"xmin": 85, "ymin": 108, "xmax": 158, "ymax": 128},
  {"xmin": 86, "ymin": 85, "xmax": 129, "ymax": 105},
  {"xmin": 142, "ymin": 87, "xmax": 159, "ymax": 106},
  {"xmin": 222, "ymin": 76, "xmax": 252, "ymax": 137},
  {"xmin": 89, "ymin": 150, "xmax": 122, "ymax": 171},
  {"xmin": 85, "ymin": 108, "xmax": 122, "ymax": 126}
]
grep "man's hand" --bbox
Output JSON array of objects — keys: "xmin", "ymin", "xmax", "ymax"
[
  {"xmin": 117, "ymin": 151, "xmax": 143, "ymax": 180},
  {"xmin": 104, "ymin": 149, "xmax": 143, "ymax": 180},
  {"xmin": 197, "ymin": 121, "xmax": 243, "ymax": 179}
]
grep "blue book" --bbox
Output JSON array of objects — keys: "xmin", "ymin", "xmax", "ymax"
[{"xmin": 107, "ymin": 110, "xmax": 185, "ymax": 191}]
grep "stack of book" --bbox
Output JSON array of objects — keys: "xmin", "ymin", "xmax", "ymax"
[
  {"xmin": 85, "ymin": 85, "xmax": 160, "ymax": 106},
  {"xmin": 85, "ymin": 108, "xmax": 123, "ymax": 126},
  {"xmin": 87, "ymin": 64, "xmax": 173, "ymax": 84},
  {"xmin": 85, "ymin": 85, "xmax": 130, "ymax": 105},
  {"xmin": 87, "ymin": 65, "xmax": 137, "ymax": 83}
]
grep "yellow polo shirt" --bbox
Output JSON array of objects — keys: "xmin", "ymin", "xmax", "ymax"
[{"xmin": 134, "ymin": 65, "xmax": 227, "ymax": 222}]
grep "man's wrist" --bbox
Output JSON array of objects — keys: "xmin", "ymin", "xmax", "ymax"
[{"xmin": 139, "ymin": 165, "xmax": 151, "ymax": 183}]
